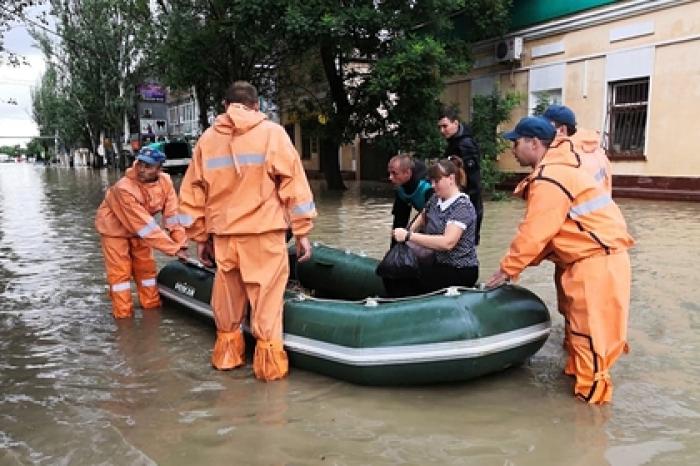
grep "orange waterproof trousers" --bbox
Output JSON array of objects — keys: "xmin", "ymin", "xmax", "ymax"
[
  {"xmin": 210, "ymin": 231, "xmax": 289, "ymax": 381},
  {"xmin": 101, "ymin": 236, "xmax": 161, "ymax": 318},
  {"xmin": 554, "ymin": 265, "xmax": 576, "ymax": 376},
  {"xmin": 561, "ymin": 251, "xmax": 631, "ymax": 404}
]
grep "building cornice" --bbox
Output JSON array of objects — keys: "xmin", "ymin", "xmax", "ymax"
[{"xmin": 473, "ymin": 0, "xmax": 694, "ymax": 52}]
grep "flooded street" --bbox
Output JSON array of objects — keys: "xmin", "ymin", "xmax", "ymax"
[{"xmin": 1, "ymin": 163, "xmax": 699, "ymax": 465}]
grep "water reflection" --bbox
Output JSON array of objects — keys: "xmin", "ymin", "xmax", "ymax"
[{"xmin": 1, "ymin": 164, "xmax": 699, "ymax": 465}]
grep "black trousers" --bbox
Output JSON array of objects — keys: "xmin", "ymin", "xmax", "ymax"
[{"xmin": 383, "ymin": 264, "xmax": 479, "ymax": 298}]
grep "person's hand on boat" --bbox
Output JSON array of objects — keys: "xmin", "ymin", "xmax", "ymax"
[
  {"xmin": 486, "ymin": 269, "xmax": 510, "ymax": 288},
  {"xmin": 296, "ymin": 236, "xmax": 312, "ymax": 263},
  {"xmin": 393, "ymin": 228, "xmax": 409, "ymax": 242},
  {"xmin": 197, "ymin": 239, "xmax": 215, "ymax": 267}
]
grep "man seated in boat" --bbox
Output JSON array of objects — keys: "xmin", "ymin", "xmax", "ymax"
[{"xmin": 388, "ymin": 157, "xmax": 479, "ymax": 296}]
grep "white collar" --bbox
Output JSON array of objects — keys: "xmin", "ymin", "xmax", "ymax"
[{"xmin": 437, "ymin": 192, "xmax": 468, "ymax": 211}]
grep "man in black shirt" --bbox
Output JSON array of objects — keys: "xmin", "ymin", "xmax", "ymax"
[{"xmin": 438, "ymin": 106, "xmax": 483, "ymax": 244}]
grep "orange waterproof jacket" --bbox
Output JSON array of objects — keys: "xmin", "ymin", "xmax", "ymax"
[
  {"xmin": 179, "ymin": 104, "xmax": 316, "ymax": 242},
  {"xmin": 570, "ymin": 128, "xmax": 613, "ymax": 194},
  {"xmin": 95, "ymin": 166, "xmax": 186, "ymax": 255},
  {"xmin": 501, "ymin": 138, "xmax": 634, "ymax": 277}
]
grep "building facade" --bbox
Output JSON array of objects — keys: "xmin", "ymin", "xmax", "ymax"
[{"xmin": 443, "ymin": 0, "xmax": 700, "ymax": 200}]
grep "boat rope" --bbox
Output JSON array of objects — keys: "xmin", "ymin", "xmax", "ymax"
[{"xmin": 289, "ymin": 284, "xmax": 497, "ymax": 307}]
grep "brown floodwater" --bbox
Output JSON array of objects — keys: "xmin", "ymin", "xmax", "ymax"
[{"xmin": 1, "ymin": 163, "xmax": 698, "ymax": 465}]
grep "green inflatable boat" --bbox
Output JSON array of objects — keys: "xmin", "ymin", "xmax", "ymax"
[{"xmin": 157, "ymin": 243, "xmax": 551, "ymax": 385}]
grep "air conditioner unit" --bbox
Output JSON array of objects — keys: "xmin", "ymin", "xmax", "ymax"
[{"xmin": 495, "ymin": 37, "xmax": 523, "ymax": 62}]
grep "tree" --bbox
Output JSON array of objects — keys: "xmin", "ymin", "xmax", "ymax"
[
  {"xmin": 30, "ymin": 0, "xmax": 149, "ymax": 165},
  {"xmin": 0, "ymin": 1, "xmax": 47, "ymax": 66},
  {"xmin": 26, "ymin": 137, "xmax": 45, "ymax": 158},
  {"xmin": 31, "ymin": 63, "xmax": 84, "ymax": 154},
  {"xmin": 470, "ymin": 89, "xmax": 521, "ymax": 197},
  {"xmin": 149, "ymin": 0, "xmax": 293, "ymax": 131},
  {"xmin": 280, "ymin": 0, "xmax": 513, "ymax": 189}
]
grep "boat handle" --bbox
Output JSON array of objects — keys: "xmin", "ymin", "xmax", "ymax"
[{"xmin": 181, "ymin": 257, "xmax": 216, "ymax": 274}]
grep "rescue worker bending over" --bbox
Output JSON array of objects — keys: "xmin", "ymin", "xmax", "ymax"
[
  {"xmin": 95, "ymin": 146, "xmax": 188, "ymax": 319},
  {"xmin": 388, "ymin": 154, "xmax": 434, "ymax": 233},
  {"xmin": 542, "ymin": 104, "xmax": 614, "ymax": 377},
  {"xmin": 486, "ymin": 116, "xmax": 634, "ymax": 405},
  {"xmin": 178, "ymin": 81, "xmax": 316, "ymax": 382}
]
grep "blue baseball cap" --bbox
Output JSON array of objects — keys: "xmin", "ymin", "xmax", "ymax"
[
  {"xmin": 543, "ymin": 104, "xmax": 576, "ymax": 127},
  {"xmin": 503, "ymin": 116, "xmax": 556, "ymax": 141},
  {"xmin": 136, "ymin": 146, "xmax": 166, "ymax": 165}
]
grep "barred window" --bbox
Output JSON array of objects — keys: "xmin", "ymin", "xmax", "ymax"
[{"xmin": 607, "ymin": 78, "xmax": 649, "ymax": 159}]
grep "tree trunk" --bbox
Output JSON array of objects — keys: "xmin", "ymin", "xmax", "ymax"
[
  {"xmin": 319, "ymin": 43, "xmax": 349, "ymax": 191},
  {"xmin": 320, "ymin": 137, "xmax": 346, "ymax": 190},
  {"xmin": 196, "ymin": 85, "xmax": 210, "ymax": 132}
]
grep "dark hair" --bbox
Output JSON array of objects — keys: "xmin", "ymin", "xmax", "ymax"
[
  {"xmin": 438, "ymin": 104, "xmax": 460, "ymax": 122},
  {"xmin": 428, "ymin": 156, "xmax": 466, "ymax": 189},
  {"xmin": 224, "ymin": 81, "xmax": 258, "ymax": 106},
  {"xmin": 555, "ymin": 122, "xmax": 577, "ymax": 136}
]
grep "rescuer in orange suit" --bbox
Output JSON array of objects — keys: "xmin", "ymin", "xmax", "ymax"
[
  {"xmin": 486, "ymin": 116, "xmax": 634, "ymax": 404},
  {"xmin": 543, "ymin": 105, "xmax": 614, "ymax": 376},
  {"xmin": 178, "ymin": 81, "xmax": 316, "ymax": 382},
  {"xmin": 95, "ymin": 146, "xmax": 189, "ymax": 319}
]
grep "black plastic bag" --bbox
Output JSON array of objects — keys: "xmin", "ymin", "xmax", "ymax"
[{"xmin": 376, "ymin": 242, "xmax": 420, "ymax": 279}]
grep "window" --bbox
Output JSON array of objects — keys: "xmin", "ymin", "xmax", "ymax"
[
  {"xmin": 530, "ymin": 89, "xmax": 562, "ymax": 116},
  {"xmin": 168, "ymin": 107, "xmax": 178, "ymax": 126},
  {"xmin": 606, "ymin": 78, "xmax": 649, "ymax": 158},
  {"xmin": 183, "ymin": 102, "xmax": 194, "ymax": 123}
]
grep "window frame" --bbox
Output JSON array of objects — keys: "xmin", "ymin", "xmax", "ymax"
[{"xmin": 605, "ymin": 77, "xmax": 649, "ymax": 161}]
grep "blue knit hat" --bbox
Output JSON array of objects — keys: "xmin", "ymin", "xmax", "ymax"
[
  {"xmin": 543, "ymin": 105, "xmax": 577, "ymax": 127},
  {"xmin": 136, "ymin": 146, "xmax": 166, "ymax": 165},
  {"xmin": 503, "ymin": 116, "xmax": 556, "ymax": 141}
]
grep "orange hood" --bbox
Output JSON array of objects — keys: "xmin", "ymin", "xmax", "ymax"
[
  {"xmin": 213, "ymin": 103, "xmax": 267, "ymax": 136},
  {"xmin": 573, "ymin": 128, "xmax": 602, "ymax": 154},
  {"xmin": 539, "ymin": 138, "xmax": 581, "ymax": 168}
]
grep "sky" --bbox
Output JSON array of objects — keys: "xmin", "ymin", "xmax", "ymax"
[{"xmin": 0, "ymin": 16, "xmax": 47, "ymax": 148}]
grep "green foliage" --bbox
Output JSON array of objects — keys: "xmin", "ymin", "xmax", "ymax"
[
  {"xmin": 0, "ymin": 145, "xmax": 22, "ymax": 157},
  {"xmin": 363, "ymin": 35, "xmax": 469, "ymax": 158},
  {"xmin": 0, "ymin": 0, "xmax": 47, "ymax": 65},
  {"xmin": 26, "ymin": 138, "xmax": 45, "ymax": 157},
  {"xmin": 31, "ymin": 64, "xmax": 84, "ymax": 154},
  {"xmin": 532, "ymin": 93, "xmax": 551, "ymax": 116},
  {"xmin": 149, "ymin": 0, "xmax": 292, "ymax": 122},
  {"xmin": 30, "ymin": 0, "xmax": 148, "ymax": 153},
  {"xmin": 470, "ymin": 89, "xmax": 521, "ymax": 196},
  {"xmin": 279, "ymin": 1, "xmax": 513, "ymax": 162}
]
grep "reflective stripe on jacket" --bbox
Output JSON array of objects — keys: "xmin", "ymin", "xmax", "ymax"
[
  {"xmin": 94, "ymin": 166, "xmax": 185, "ymax": 255},
  {"xmin": 500, "ymin": 138, "xmax": 634, "ymax": 277},
  {"xmin": 179, "ymin": 104, "xmax": 316, "ymax": 242}
]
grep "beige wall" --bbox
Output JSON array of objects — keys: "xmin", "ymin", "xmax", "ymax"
[
  {"xmin": 441, "ymin": 81, "xmax": 471, "ymax": 121},
  {"xmin": 446, "ymin": 2, "xmax": 700, "ymax": 178}
]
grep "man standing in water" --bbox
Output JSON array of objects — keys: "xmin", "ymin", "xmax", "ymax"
[
  {"xmin": 486, "ymin": 116, "xmax": 634, "ymax": 404},
  {"xmin": 542, "ymin": 104, "xmax": 614, "ymax": 377},
  {"xmin": 438, "ymin": 106, "xmax": 483, "ymax": 244},
  {"xmin": 179, "ymin": 81, "xmax": 316, "ymax": 382},
  {"xmin": 95, "ymin": 146, "xmax": 189, "ymax": 319}
]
